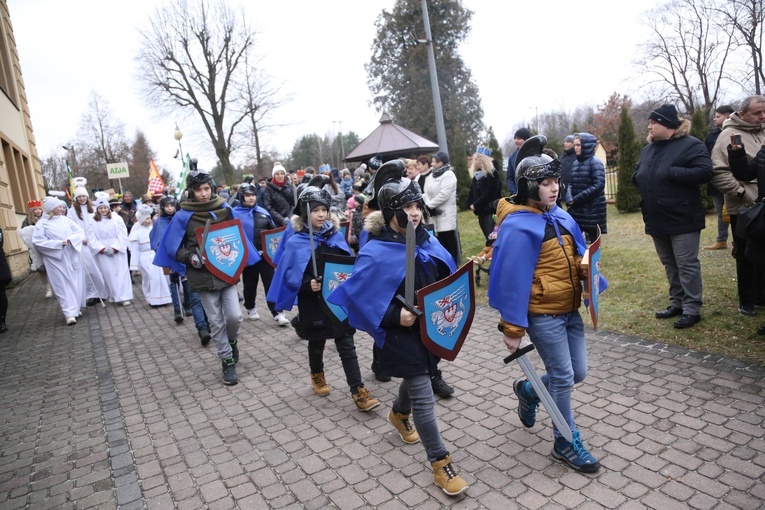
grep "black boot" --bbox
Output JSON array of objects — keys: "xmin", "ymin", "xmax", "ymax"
[
  {"xmin": 431, "ymin": 370, "xmax": 454, "ymax": 398},
  {"xmin": 0, "ymin": 317, "xmax": 7, "ymax": 334},
  {"xmin": 198, "ymin": 327, "xmax": 211, "ymax": 346},
  {"xmin": 174, "ymin": 309, "xmax": 184, "ymax": 324}
]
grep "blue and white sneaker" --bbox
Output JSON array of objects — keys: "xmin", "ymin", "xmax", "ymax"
[
  {"xmin": 552, "ymin": 430, "xmax": 601, "ymax": 473},
  {"xmin": 513, "ymin": 378, "xmax": 540, "ymax": 428}
]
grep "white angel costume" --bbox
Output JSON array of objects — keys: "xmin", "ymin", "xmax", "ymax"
[
  {"xmin": 129, "ymin": 207, "xmax": 171, "ymax": 306},
  {"xmin": 67, "ymin": 199, "xmax": 108, "ymax": 301},
  {"xmin": 86, "ymin": 209, "xmax": 133, "ymax": 304}
]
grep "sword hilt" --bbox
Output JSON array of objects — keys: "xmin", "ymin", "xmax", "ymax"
[
  {"xmin": 395, "ymin": 294, "xmax": 423, "ymax": 317},
  {"xmin": 503, "ymin": 343, "xmax": 535, "ymax": 364}
]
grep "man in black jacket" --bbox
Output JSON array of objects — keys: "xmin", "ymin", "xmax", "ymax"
[
  {"xmin": 632, "ymin": 104, "xmax": 713, "ymax": 329},
  {"xmin": 703, "ymin": 105, "xmax": 734, "ymax": 250}
]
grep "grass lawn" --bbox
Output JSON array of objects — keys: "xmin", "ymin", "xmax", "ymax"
[{"xmin": 458, "ymin": 204, "xmax": 765, "ymax": 366}]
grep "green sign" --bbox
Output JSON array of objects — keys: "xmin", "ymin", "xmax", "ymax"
[{"xmin": 107, "ymin": 162, "xmax": 130, "ymax": 179}]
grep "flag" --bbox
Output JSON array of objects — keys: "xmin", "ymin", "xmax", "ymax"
[
  {"xmin": 175, "ymin": 154, "xmax": 191, "ymax": 196},
  {"xmin": 147, "ymin": 158, "xmax": 166, "ymax": 196},
  {"xmin": 65, "ymin": 159, "xmax": 76, "ymax": 198}
]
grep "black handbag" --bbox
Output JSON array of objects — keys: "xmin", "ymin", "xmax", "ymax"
[{"xmin": 735, "ymin": 200, "xmax": 765, "ymax": 240}]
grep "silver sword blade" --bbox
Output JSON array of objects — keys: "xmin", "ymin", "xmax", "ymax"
[
  {"xmin": 404, "ymin": 220, "xmax": 416, "ymax": 306},
  {"xmin": 516, "ymin": 354, "xmax": 573, "ymax": 443}
]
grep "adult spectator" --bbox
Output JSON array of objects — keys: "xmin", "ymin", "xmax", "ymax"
[
  {"xmin": 415, "ymin": 155, "xmax": 431, "ymax": 191},
  {"xmin": 422, "ymin": 151, "xmax": 460, "ymax": 264},
  {"xmin": 505, "ymin": 128, "xmax": 532, "ymax": 195},
  {"xmin": 468, "ymin": 146, "xmax": 502, "ymax": 240},
  {"xmin": 633, "ymin": 104, "xmax": 713, "ymax": 329},
  {"xmin": 704, "ymin": 105, "xmax": 735, "ymax": 250},
  {"xmin": 567, "ymin": 133, "xmax": 607, "ymax": 243},
  {"xmin": 262, "ymin": 162, "xmax": 296, "ymax": 226},
  {"xmin": 711, "ymin": 95, "xmax": 765, "ymax": 316},
  {"xmin": 118, "ymin": 190, "xmax": 137, "ymax": 233},
  {"xmin": 559, "ymin": 135, "xmax": 577, "ymax": 205}
]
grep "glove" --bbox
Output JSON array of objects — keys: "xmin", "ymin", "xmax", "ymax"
[{"xmin": 190, "ymin": 254, "xmax": 203, "ymax": 269}]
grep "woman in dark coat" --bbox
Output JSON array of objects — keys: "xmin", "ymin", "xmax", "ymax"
[
  {"xmin": 261, "ymin": 164, "xmax": 295, "ymax": 226},
  {"xmin": 468, "ymin": 148, "xmax": 502, "ymax": 240},
  {"xmin": 567, "ymin": 132, "xmax": 607, "ymax": 243}
]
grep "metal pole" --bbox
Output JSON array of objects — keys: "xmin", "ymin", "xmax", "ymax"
[{"xmin": 421, "ymin": 0, "xmax": 448, "ymax": 154}]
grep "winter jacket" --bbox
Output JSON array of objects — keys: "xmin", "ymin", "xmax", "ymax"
[
  {"xmin": 323, "ymin": 184, "xmax": 347, "ymax": 214},
  {"xmin": 422, "ymin": 165, "xmax": 458, "ymax": 233},
  {"xmin": 711, "ymin": 112, "xmax": 765, "ymax": 215},
  {"xmin": 0, "ymin": 227, "xmax": 11, "ymax": 283},
  {"xmin": 559, "ymin": 148, "xmax": 577, "ymax": 202},
  {"xmin": 633, "ymin": 119, "xmax": 713, "ymax": 236},
  {"xmin": 340, "ymin": 177, "xmax": 354, "ymax": 198},
  {"xmin": 468, "ymin": 164, "xmax": 502, "ymax": 215},
  {"xmin": 261, "ymin": 179, "xmax": 296, "ymax": 226},
  {"xmin": 568, "ymin": 133, "xmax": 607, "ymax": 234},
  {"xmin": 506, "ymin": 151, "xmax": 519, "ymax": 195},
  {"xmin": 234, "ymin": 204, "xmax": 275, "ymax": 252}
]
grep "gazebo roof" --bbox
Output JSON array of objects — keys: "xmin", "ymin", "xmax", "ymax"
[{"xmin": 344, "ymin": 113, "xmax": 439, "ymax": 163}]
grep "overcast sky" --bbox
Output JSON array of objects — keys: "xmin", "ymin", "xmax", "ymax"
[{"xmin": 10, "ymin": 0, "xmax": 663, "ymax": 179}]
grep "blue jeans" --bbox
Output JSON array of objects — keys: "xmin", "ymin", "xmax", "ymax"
[
  {"xmin": 168, "ymin": 276, "xmax": 208, "ymax": 330},
  {"xmin": 394, "ymin": 374, "xmax": 448, "ymax": 462},
  {"xmin": 198, "ymin": 285, "xmax": 242, "ymax": 360},
  {"xmin": 526, "ymin": 311, "xmax": 588, "ymax": 439}
]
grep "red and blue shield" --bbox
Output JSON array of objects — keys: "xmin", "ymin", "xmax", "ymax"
[
  {"xmin": 584, "ymin": 231, "xmax": 603, "ymax": 329},
  {"xmin": 260, "ymin": 225, "xmax": 286, "ymax": 268},
  {"xmin": 195, "ymin": 219, "xmax": 249, "ymax": 285},
  {"xmin": 416, "ymin": 260, "xmax": 475, "ymax": 361},
  {"xmin": 320, "ymin": 254, "xmax": 355, "ymax": 328}
]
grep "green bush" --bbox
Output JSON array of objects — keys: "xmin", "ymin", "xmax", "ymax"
[{"xmin": 616, "ymin": 105, "xmax": 642, "ymax": 212}]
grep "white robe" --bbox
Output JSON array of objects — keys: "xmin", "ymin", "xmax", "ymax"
[
  {"xmin": 86, "ymin": 214, "xmax": 133, "ymax": 303},
  {"xmin": 67, "ymin": 205, "xmax": 108, "ymax": 300},
  {"xmin": 32, "ymin": 215, "xmax": 86, "ymax": 318},
  {"xmin": 128, "ymin": 222, "xmax": 172, "ymax": 306}
]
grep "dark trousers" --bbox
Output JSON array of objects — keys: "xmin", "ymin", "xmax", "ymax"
[
  {"xmin": 242, "ymin": 260, "xmax": 277, "ymax": 315},
  {"xmin": 308, "ymin": 335, "xmax": 363, "ymax": 393},
  {"xmin": 436, "ymin": 230, "xmax": 461, "ymax": 265},
  {"xmin": 477, "ymin": 213, "xmax": 495, "ymax": 240},
  {"xmin": 730, "ymin": 216, "xmax": 765, "ymax": 306}
]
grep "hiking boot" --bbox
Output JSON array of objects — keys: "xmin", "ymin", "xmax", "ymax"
[
  {"xmin": 552, "ymin": 430, "xmax": 601, "ymax": 473},
  {"xmin": 352, "ymin": 387, "xmax": 380, "ymax": 412},
  {"xmin": 311, "ymin": 372, "xmax": 330, "ymax": 395},
  {"xmin": 513, "ymin": 378, "xmax": 540, "ymax": 428},
  {"xmin": 388, "ymin": 409, "xmax": 420, "ymax": 444},
  {"xmin": 247, "ymin": 308, "xmax": 260, "ymax": 320},
  {"xmin": 174, "ymin": 309, "xmax": 184, "ymax": 324},
  {"xmin": 431, "ymin": 454, "xmax": 469, "ymax": 496},
  {"xmin": 274, "ymin": 312, "xmax": 289, "ymax": 326},
  {"xmin": 674, "ymin": 314, "xmax": 701, "ymax": 329},
  {"xmin": 222, "ymin": 358, "xmax": 239, "ymax": 386},
  {"xmin": 704, "ymin": 241, "xmax": 727, "ymax": 250},
  {"xmin": 655, "ymin": 306, "xmax": 683, "ymax": 319},
  {"xmin": 198, "ymin": 328, "xmax": 212, "ymax": 346},
  {"xmin": 229, "ymin": 338, "xmax": 239, "ymax": 363},
  {"xmin": 431, "ymin": 370, "xmax": 454, "ymax": 398}
]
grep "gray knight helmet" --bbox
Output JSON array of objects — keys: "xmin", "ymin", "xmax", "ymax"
[
  {"xmin": 514, "ymin": 135, "xmax": 561, "ymax": 204},
  {"xmin": 293, "ymin": 185, "xmax": 332, "ymax": 220},
  {"xmin": 373, "ymin": 159, "xmax": 424, "ymax": 226},
  {"xmin": 185, "ymin": 159, "xmax": 217, "ymax": 193},
  {"xmin": 159, "ymin": 195, "xmax": 177, "ymax": 216}
]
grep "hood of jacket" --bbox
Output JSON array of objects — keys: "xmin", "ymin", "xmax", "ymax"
[
  {"xmin": 721, "ymin": 111, "xmax": 765, "ymax": 134},
  {"xmin": 291, "ymin": 212, "xmax": 341, "ymax": 234},
  {"xmin": 576, "ymin": 133, "xmax": 597, "ymax": 161}
]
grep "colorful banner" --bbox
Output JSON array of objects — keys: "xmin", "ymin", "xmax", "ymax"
[{"xmin": 147, "ymin": 158, "xmax": 166, "ymax": 196}]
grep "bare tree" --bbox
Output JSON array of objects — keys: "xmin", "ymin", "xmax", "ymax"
[
  {"xmin": 713, "ymin": 0, "xmax": 765, "ymax": 95},
  {"xmin": 137, "ymin": 0, "xmax": 277, "ymax": 186},
  {"xmin": 240, "ymin": 65, "xmax": 289, "ymax": 174},
  {"xmin": 636, "ymin": 0, "xmax": 735, "ymax": 118}
]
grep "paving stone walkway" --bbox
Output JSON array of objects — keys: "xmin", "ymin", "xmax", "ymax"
[{"xmin": 1, "ymin": 273, "xmax": 763, "ymax": 509}]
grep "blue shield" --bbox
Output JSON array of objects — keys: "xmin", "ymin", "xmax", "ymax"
[
  {"xmin": 417, "ymin": 260, "xmax": 475, "ymax": 361},
  {"xmin": 195, "ymin": 219, "xmax": 248, "ymax": 285},
  {"xmin": 260, "ymin": 225, "xmax": 286, "ymax": 268},
  {"xmin": 584, "ymin": 228, "xmax": 607, "ymax": 330},
  {"xmin": 320, "ymin": 254, "xmax": 355, "ymax": 328}
]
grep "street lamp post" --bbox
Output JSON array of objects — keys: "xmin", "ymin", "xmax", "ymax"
[
  {"xmin": 174, "ymin": 124, "xmax": 185, "ymax": 195},
  {"xmin": 419, "ymin": 0, "xmax": 448, "ymax": 155}
]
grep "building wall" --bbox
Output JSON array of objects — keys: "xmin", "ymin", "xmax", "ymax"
[{"xmin": 0, "ymin": 0, "xmax": 47, "ymax": 282}]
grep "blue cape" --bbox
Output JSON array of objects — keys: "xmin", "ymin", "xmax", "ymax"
[
  {"xmin": 153, "ymin": 203, "xmax": 260, "ymax": 276},
  {"xmin": 487, "ymin": 205, "xmax": 586, "ymax": 328},
  {"xmin": 327, "ymin": 231, "xmax": 456, "ymax": 348},
  {"xmin": 266, "ymin": 222, "xmax": 351, "ymax": 311},
  {"xmin": 233, "ymin": 204, "xmax": 274, "ymax": 245},
  {"xmin": 150, "ymin": 215, "xmax": 172, "ymax": 253}
]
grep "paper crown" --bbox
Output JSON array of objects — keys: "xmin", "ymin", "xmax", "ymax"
[
  {"xmin": 476, "ymin": 146, "xmax": 492, "ymax": 157},
  {"xmin": 319, "ymin": 164, "xmax": 331, "ymax": 173},
  {"xmin": 27, "ymin": 199, "xmax": 42, "ymax": 209}
]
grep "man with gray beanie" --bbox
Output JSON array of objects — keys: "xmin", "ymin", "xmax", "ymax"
[{"xmin": 506, "ymin": 128, "xmax": 532, "ymax": 194}]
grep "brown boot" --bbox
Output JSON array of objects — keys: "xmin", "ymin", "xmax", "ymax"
[
  {"xmin": 388, "ymin": 409, "xmax": 420, "ymax": 444},
  {"xmin": 352, "ymin": 387, "xmax": 380, "ymax": 412},
  {"xmin": 431, "ymin": 454, "xmax": 468, "ymax": 496},
  {"xmin": 704, "ymin": 241, "xmax": 727, "ymax": 250},
  {"xmin": 311, "ymin": 372, "xmax": 330, "ymax": 395}
]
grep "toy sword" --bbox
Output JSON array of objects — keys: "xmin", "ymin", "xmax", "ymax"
[
  {"xmin": 307, "ymin": 215, "xmax": 320, "ymax": 281},
  {"xmin": 504, "ymin": 343, "xmax": 573, "ymax": 443},
  {"xmin": 196, "ymin": 219, "xmax": 210, "ymax": 266},
  {"xmin": 395, "ymin": 220, "xmax": 422, "ymax": 316}
]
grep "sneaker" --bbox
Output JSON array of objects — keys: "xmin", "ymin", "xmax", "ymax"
[
  {"xmin": 198, "ymin": 328, "xmax": 212, "ymax": 346},
  {"xmin": 431, "ymin": 371, "xmax": 454, "ymax": 398},
  {"xmin": 388, "ymin": 409, "xmax": 420, "ymax": 444},
  {"xmin": 431, "ymin": 454, "xmax": 469, "ymax": 496},
  {"xmin": 247, "ymin": 308, "xmax": 260, "ymax": 320},
  {"xmin": 65, "ymin": 316, "xmax": 77, "ymax": 326},
  {"xmin": 122, "ymin": 300, "xmax": 132, "ymax": 306},
  {"xmin": 353, "ymin": 387, "xmax": 380, "ymax": 412},
  {"xmin": 229, "ymin": 338, "xmax": 239, "ymax": 364},
  {"xmin": 311, "ymin": 372, "xmax": 330, "ymax": 395},
  {"xmin": 174, "ymin": 309, "xmax": 184, "ymax": 324},
  {"xmin": 45, "ymin": 286, "xmax": 53, "ymax": 298},
  {"xmin": 513, "ymin": 378, "xmax": 540, "ymax": 428},
  {"xmin": 552, "ymin": 430, "xmax": 601, "ymax": 473},
  {"xmin": 739, "ymin": 304, "xmax": 757, "ymax": 316},
  {"xmin": 274, "ymin": 312, "xmax": 289, "ymax": 326},
  {"xmin": 222, "ymin": 358, "xmax": 239, "ymax": 386}
]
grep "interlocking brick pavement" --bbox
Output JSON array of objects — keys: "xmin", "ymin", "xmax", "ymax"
[{"xmin": 1, "ymin": 273, "xmax": 764, "ymax": 509}]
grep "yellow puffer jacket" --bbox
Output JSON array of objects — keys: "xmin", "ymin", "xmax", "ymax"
[{"xmin": 495, "ymin": 198, "xmax": 584, "ymax": 337}]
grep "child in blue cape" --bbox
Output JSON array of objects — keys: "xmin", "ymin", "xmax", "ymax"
[
  {"xmin": 150, "ymin": 195, "xmax": 210, "ymax": 343},
  {"xmin": 233, "ymin": 180, "xmax": 289, "ymax": 326},
  {"xmin": 488, "ymin": 135, "xmax": 601, "ymax": 473},
  {"xmin": 154, "ymin": 163, "xmax": 259, "ymax": 386},
  {"xmin": 266, "ymin": 185, "xmax": 380, "ymax": 412},
  {"xmin": 327, "ymin": 160, "xmax": 469, "ymax": 497}
]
